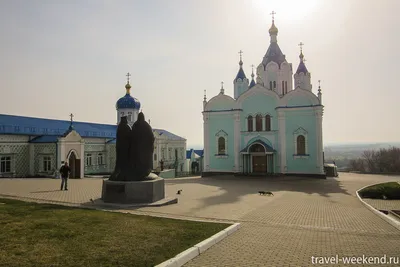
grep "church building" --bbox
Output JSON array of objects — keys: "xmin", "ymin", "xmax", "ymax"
[
  {"xmin": 0, "ymin": 77, "xmax": 187, "ymax": 178},
  {"xmin": 202, "ymin": 16, "xmax": 325, "ymax": 177}
]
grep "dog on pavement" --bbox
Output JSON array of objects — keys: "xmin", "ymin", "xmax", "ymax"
[{"xmin": 258, "ymin": 191, "xmax": 274, "ymax": 196}]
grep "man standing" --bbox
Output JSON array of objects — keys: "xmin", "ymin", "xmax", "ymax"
[{"xmin": 59, "ymin": 162, "xmax": 71, "ymax": 191}]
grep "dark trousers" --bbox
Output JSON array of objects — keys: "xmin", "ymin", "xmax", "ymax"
[{"xmin": 60, "ymin": 177, "xmax": 68, "ymax": 190}]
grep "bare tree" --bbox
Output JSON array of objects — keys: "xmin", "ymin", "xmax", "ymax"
[{"xmin": 350, "ymin": 146, "xmax": 400, "ymax": 173}]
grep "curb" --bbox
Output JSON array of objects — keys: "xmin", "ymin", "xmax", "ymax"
[
  {"xmin": 155, "ymin": 223, "xmax": 241, "ymax": 267},
  {"xmin": 356, "ymin": 183, "xmax": 400, "ymax": 231}
]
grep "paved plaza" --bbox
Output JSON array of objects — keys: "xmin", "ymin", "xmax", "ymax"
[{"xmin": 0, "ymin": 173, "xmax": 399, "ymax": 266}]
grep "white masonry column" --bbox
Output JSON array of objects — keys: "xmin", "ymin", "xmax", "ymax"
[
  {"xmin": 203, "ymin": 113, "xmax": 210, "ymax": 172},
  {"xmin": 233, "ymin": 112, "xmax": 240, "ymax": 172},
  {"xmin": 59, "ymin": 140, "xmax": 66, "ymax": 164},
  {"xmin": 28, "ymin": 143, "xmax": 35, "ymax": 175},
  {"xmin": 316, "ymin": 108, "xmax": 324, "ymax": 174},
  {"xmin": 277, "ymin": 110, "xmax": 286, "ymax": 173},
  {"xmin": 80, "ymin": 140, "xmax": 85, "ymax": 178}
]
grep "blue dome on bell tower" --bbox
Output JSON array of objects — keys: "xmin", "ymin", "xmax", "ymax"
[{"xmin": 116, "ymin": 82, "xmax": 141, "ymax": 110}]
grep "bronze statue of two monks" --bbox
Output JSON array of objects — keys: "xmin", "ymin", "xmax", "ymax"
[{"xmin": 110, "ymin": 112, "xmax": 155, "ymax": 181}]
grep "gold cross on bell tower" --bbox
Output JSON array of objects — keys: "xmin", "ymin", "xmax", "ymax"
[
  {"xmin": 69, "ymin": 113, "xmax": 74, "ymax": 123},
  {"xmin": 298, "ymin": 42, "xmax": 304, "ymax": 53},
  {"xmin": 270, "ymin": 11, "xmax": 276, "ymax": 21},
  {"xmin": 126, "ymin": 72, "xmax": 131, "ymax": 84}
]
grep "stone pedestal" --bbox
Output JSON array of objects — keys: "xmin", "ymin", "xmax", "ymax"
[{"xmin": 102, "ymin": 174, "xmax": 165, "ymax": 204}]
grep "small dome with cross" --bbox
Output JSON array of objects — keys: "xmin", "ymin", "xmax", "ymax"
[
  {"xmin": 116, "ymin": 92, "xmax": 141, "ymax": 110},
  {"xmin": 116, "ymin": 73, "xmax": 141, "ymax": 110}
]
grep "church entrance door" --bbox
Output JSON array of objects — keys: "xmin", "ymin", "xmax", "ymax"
[
  {"xmin": 68, "ymin": 151, "xmax": 80, "ymax": 178},
  {"xmin": 252, "ymin": 155, "xmax": 267, "ymax": 173}
]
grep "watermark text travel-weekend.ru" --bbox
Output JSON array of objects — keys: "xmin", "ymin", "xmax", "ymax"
[{"xmin": 311, "ymin": 255, "xmax": 399, "ymax": 265}]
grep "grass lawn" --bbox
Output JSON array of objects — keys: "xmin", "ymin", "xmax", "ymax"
[
  {"xmin": 359, "ymin": 182, "xmax": 400, "ymax": 200},
  {"xmin": 0, "ymin": 198, "xmax": 228, "ymax": 267}
]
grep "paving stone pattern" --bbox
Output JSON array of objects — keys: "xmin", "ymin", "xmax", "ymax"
[{"xmin": 0, "ymin": 173, "xmax": 399, "ymax": 266}]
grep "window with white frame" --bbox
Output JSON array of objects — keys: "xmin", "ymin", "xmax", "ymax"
[
  {"xmin": 0, "ymin": 156, "xmax": 11, "ymax": 173},
  {"xmin": 128, "ymin": 112, "xmax": 132, "ymax": 122},
  {"xmin": 215, "ymin": 130, "xmax": 228, "ymax": 155},
  {"xmin": 43, "ymin": 156, "xmax": 52, "ymax": 172},
  {"xmin": 247, "ymin": 116, "xmax": 253, "ymax": 132},
  {"xmin": 97, "ymin": 153, "xmax": 104, "ymax": 165},
  {"xmin": 154, "ymin": 153, "xmax": 157, "ymax": 161},
  {"xmin": 265, "ymin": 115, "xmax": 271, "ymax": 131},
  {"xmin": 293, "ymin": 127, "xmax": 308, "ymax": 156},
  {"xmin": 218, "ymin": 137, "xmax": 225, "ymax": 154},
  {"xmin": 86, "ymin": 154, "xmax": 92, "ymax": 166},
  {"xmin": 296, "ymin": 135, "xmax": 306, "ymax": 155},
  {"xmin": 255, "ymin": 114, "xmax": 263, "ymax": 131}
]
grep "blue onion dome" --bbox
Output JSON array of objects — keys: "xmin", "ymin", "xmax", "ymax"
[{"xmin": 115, "ymin": 83, "xmax": 141, "ymax": 110}]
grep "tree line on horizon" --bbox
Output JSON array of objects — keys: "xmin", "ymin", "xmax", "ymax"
[{"xmin": 348, "ymin": 146, "xmax": 400, "ymax": 174}]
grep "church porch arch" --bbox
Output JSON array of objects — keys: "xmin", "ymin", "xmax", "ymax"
[{"xmin": 240, "ymin": 139, "xmax": 276, "ymax": 175}]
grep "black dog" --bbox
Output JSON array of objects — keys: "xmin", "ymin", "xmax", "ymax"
[
  {"xmin": 177, "ymin": 189, "xmax": 182, "ymax": 195},
  {"xmin": 258, "ymin": 191, "xmax": 273, "ymax": 196}
]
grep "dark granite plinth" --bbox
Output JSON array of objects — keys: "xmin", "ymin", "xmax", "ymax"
[{"xmin": 101, "ymin": 173, "xmax": 165, "ymax": 204}]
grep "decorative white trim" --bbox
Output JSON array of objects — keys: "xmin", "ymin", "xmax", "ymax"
[
  {"xmin": 234, "ymin": 112, "xmax": 240, "ymax": 172},
  {"xmin": 316, "ymin": 110, "xmax": 324, "ymax": 173},
  {"xmin": 276, "ymin": 106, "xmax": 323, "ymax": 112},
  {"xmin": 236, "ymin": 84, "xmax": 281, "ymax": 105},
  {"xmin": 80, "ymin": 140, "xmax": 85, "ymax": 178},
  {"xmin": 279, "ymin": 87, "xmax": 320, "ymax": 106},
  {"xmin": 293, "ymin": 155, "xmax": 310, "ymax": 159},
  {"xmin": 215, "ymin": 130, "xmax": 228, "ymax": 155},
  {"xmin": 278, "ymin": 111, "xmax": 286, "ymax": 172},
  {"xmin": 215, "ymin": 155, "xmax": 228, "ymax": 159},
  {"xmin": 203, "ymin": 114, "xmax": 210, "ymax": 171},
  {"xmin": 293, "ymin": 127, "xmax": 308, "ymax": 156},
  {"xmin": 203, "ymin": 110, "xmax": 238, "ymax": 115}
]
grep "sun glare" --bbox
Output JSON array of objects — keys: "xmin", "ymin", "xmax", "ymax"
[{"xmin": 252, "ymin": 0, "xmax": 319, "ymax": 22}]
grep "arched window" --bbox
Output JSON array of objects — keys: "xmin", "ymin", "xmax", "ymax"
[
  {"xmin": 273, "ymin": 81, "xmax": 276, "ymax": 89},
  {"xmin": 256, "ymin": 114, "xmax": 262, "ymax": 131},
  {"xmin": 247, "ymin": 116, "xmax": 253, "ymax": 132},
  {"xmin": 282, "ymin": 81, "xmax": 285, "ymax": 95},
  {"xmin": 218, "ymin": 137, "xmax": 226, "ymax": 155},
  {"xmin": 249, "ymin": 144, "xmax": 265, "ymax": 153},
  {"xmin": 265, "ymin": 115, "xmax": 271, "ymax": 131},
  {"xmin": 297, "ymin": 135, "xmax": 306, "ymax": 155},
  {"xmin": 285, "ymin": 81, "xmax": 288, "ymax": 94},
  {"xmin": 269, "ymin": 81, "xmax": 273, "ymax": 90}
]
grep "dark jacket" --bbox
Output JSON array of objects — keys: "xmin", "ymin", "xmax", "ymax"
[{"xmin": 59, "ymin": 165, "xmax": 71, "ymax": 178}]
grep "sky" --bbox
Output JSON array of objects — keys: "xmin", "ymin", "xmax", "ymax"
[{"xmin": 0, "ymin": 0, "xmax": 399, "ymax": 148}]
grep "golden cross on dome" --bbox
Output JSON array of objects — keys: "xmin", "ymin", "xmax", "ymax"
[
  {"xmin": 238, "ymin": 50, "xmax": 243, "ymax": 61},
  {"xmin": 69, "ymin": 113, "xmax": 74, "ymax": 123},
  {"xmin": 126, "ymin": 72, "xmax": 131, "ymax": 84},
  {"xmin": 298, "ymin": 42, "xmax": 304, "ymax": 53},
  {"xmin": 221, "ymin": 81, "xmax": 224, "ymax": 88},
  {"xmin": 270, "ymin": 11, "xmax": 276, "ymax": 21}
]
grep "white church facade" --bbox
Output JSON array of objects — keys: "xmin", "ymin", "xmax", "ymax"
[
  {"xmin": 0, "ymin": 78, "xmax": 187, "ymax": 178},
  {"xmin": 202, "ymin": 17, "xmax": 325, "ymax": 177}
]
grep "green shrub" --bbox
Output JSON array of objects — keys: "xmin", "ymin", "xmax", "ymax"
[{"xmin": 359, "ymin": 182, "xmax": 400, "ymax": 200}]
